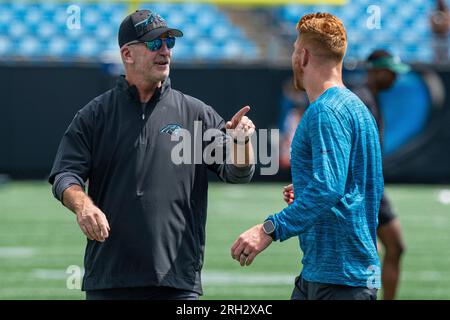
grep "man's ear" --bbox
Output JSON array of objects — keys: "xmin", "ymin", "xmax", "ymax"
[
  {"xmin": 301, "ymin": 48, "xmax": 309, "ymax": 68},
  {"xmin": 121, "ymin": 46, "xmax": 134, "ymax": 64}
]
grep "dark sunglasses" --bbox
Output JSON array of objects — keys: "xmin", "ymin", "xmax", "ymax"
[{"xmin": 128, "ymin": 37, "xmax": 176, "ymax": 51}]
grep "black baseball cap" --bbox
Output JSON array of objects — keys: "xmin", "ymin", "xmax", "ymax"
[{"xmin": 118, "ymin": 10, "xmax": 183, "ymax": 47}]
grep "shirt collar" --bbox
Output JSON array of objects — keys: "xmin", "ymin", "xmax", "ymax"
[{"xmin": 116, "ymin": 75, "xmax": 171, "ymax": 102}]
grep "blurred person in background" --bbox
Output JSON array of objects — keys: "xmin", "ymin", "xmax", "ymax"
[
  {"xmin": 49, "ymin": 9, "xmax": 255, "ymax": 300},
  {"xmin": 354, "ymin": 50, "xmax": 408, "ymax": 300},
  {"xmin": 283, "ymin": 49, "xmax": 408, "ymax": 300},
  {"xmin": 278, "ymin": 78, "xmax": 309, "ymax": 170},
  {"xmin": 430, "ymin": 0, "xmax": 450, "ymax": 62}
]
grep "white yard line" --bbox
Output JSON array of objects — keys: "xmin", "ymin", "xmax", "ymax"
[
  {"xmin": 401, "ymin": 270, "xmax": 450, "ymax": 282},
  {"xmin": 437, "ymin": 189, "xmax": 450, "ymax": 205},
  {"xmin": 28, "ymin": 269, "xmax": 450, "ymax": 285},
  {"xmin": 203, "ymin": 271, "xmax": 295, "ymax": 285},
  {"xmin": 0, "ymin": 247, "xmax": 35, "ymax": 258},
  {"xmin": 31, "ymin": 269, "xmax": 69, "ymax": 280},
  {"xmin": 29, "ymin": 269, "xmax": 294, "ymax": 284}
]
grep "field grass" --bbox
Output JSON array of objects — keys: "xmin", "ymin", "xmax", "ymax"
[{"xmin": 0, "ymin": 181, "xmax": 449, "ymax": 300}]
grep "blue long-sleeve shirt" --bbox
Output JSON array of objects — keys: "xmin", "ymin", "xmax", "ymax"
[{"xmin": 268, "ymin": 86, "xmax": 383, "ymax": 288}]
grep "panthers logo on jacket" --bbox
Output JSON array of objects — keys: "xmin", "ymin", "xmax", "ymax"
[{"xmin": 160, "ymin": 124, "xmax": 182, "ymax": 137}]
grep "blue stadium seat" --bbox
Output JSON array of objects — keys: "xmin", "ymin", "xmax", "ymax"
[
  {"xmin": 0, "ymin": 1, "xmax": 258, "ymax": 62},
  {"xmin": 274, "ymin": 0, "xmax": 438, "ymax": 62},
  {"xmin": 0, "ymin": 36, "xmax": 12, "ymax": 56},
  {"xmin": 6, "ymin": 0, "xmax": 440, "ymax": 63}
]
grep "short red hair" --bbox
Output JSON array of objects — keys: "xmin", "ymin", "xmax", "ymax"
[{"xmin": 296, "ymin": 12, "xmax": 347, "ymax": 61}]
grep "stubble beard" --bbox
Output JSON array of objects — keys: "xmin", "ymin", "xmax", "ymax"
[
  {"xmin": 141, "ymin": 63, "xmax": 170, "ymax": 84},
  {"xmin": 293, "ymin": 67, "xmax": 305, "ymax": 91}
]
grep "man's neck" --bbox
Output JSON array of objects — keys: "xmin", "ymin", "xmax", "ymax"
[
  {"xmin": 304, "ymin": 66, "xmax": 344, "ymax": 103},
  {"xmin": 125, "ymin": 74, "xmax": 161, "ymax": 103}
]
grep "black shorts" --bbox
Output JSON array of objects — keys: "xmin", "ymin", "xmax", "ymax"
[
  {"xmin": 378, "ymin": 193, "xmax": 396, "ymax": 227},
  {"xmin": 291, "ymin": 275, "xmax": 377, "ymax": 300},
  {"xmin": 86, "ymin": 286, "xmax": 199, "ymax": 300}
]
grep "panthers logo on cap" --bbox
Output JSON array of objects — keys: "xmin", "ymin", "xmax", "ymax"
[{"xmin": 135, "ymin": 13, "xmax": 166, "ymax": 37}]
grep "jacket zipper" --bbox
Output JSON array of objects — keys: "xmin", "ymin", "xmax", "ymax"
[
  {"xmin": 139, "ymin": 103, "xmax": 147, "ymax": 144},
  {"xmin": 136, "ymin": 103, "xmax": 147, "ymax": 196}
]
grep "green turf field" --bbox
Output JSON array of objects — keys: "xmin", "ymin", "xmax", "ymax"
[{"xmin": 0, "ymin": 181, "xmax": 449, "ymax": 299}]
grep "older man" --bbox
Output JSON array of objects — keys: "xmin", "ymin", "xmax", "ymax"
[{"xmin": 49, "ymin": 9, "xmax": 255, "ymax": 300}]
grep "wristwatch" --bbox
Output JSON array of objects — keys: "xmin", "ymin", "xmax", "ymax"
[
  {"xmin": 233, "ymin": 136, "xmax": 250, "ymax": 145},
  {"xmin": 262, "ymin": 220, "xmax": 276, "ymax": 240}
]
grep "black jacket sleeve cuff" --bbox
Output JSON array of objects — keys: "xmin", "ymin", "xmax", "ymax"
[{"xmin": 52, "ymin": 172, "xmax": 85, "ymax": 202}]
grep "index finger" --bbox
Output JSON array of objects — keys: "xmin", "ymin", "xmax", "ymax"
[{"xmin": 231, "ymin": 106, "xmax": 250, "ymax": 127}]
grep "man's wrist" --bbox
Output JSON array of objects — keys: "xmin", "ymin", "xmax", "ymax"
[
  {"xmin": 262, "ymin": 218, "xmax": 276, "ymax": 240},
  {"xmin": 233, "ymin": 136, "xmax": 250, "ymax": 145},
  {"xmin": 63, "ymin": 186, "xmax": 90, "ymax": 216}
]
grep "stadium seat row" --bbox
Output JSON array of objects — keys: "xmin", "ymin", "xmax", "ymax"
[
  {"xmin": 275, "ymin": 0, "xmax": 439, "ymax": 62},
  {"xmin": 0, "ymin": 1, "xmax": 259, "ymax": 62}
]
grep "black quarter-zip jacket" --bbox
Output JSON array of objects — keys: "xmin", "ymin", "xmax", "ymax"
[{"xmin": 49, "ymin": 76, "xmax": 254, "ymax": 294}]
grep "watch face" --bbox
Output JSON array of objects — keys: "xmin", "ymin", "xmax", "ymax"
[{"xmin": 263, "ymin": 220, "xmax": 275, "ymax": 234}]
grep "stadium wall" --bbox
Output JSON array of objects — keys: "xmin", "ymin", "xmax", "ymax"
[{"xmin": 1, "ymin": 63, "xmax": 449, "ymax": 183}]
